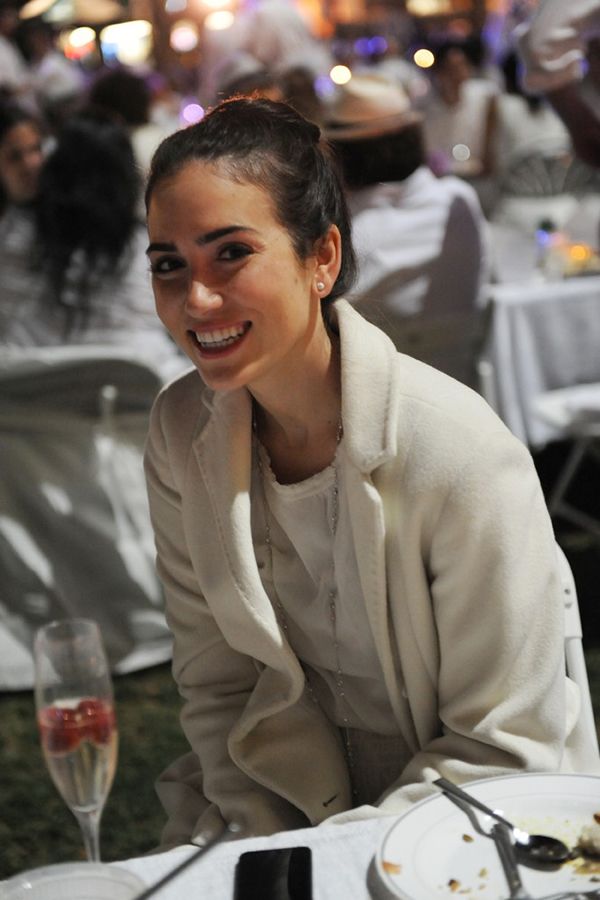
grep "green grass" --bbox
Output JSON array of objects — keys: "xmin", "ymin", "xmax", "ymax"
[
  {"xmin": 2, "ymin": 649, "xmax": 599, "ymax": 881},
  {"xmin": 0, "ymin": 664, "xmax": 188, "ymax": 880}
]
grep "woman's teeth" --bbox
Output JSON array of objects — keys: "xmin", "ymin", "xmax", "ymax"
[{"xmin": 194, "ymin": 324, "xmax": 247, "ymax": 349}]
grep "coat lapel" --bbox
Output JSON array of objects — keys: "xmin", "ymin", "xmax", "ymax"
[
  {"xmin": 190, "ymin": 386, "xmax": 352, "ymax": 818},
  {"xmin": 336, "ymin": 302, "xmax": 419, "ymax": 745},
  {"xmin": 191, "ymin": 387, "xmax": 298, "ymax": 675}
]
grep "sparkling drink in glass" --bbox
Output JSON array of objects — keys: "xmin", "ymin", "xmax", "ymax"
[{"xmin": 34, "ymin": 618, "xmax": 118, "ymax": 862}]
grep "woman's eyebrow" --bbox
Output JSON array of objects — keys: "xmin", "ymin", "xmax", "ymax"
[
  {"xmin": 146, "ymin": 241, "xmax": 174, "ymax": 255},
  {"xmin": 146, "ymin": 225, "xmax": 256, "ymax": 256}
]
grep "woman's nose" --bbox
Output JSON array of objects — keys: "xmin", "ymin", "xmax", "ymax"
[{"xmin": 185, "ymin": 278, "xmax": 222, "ymax": 314}]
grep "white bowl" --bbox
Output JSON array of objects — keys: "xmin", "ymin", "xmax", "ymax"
[{"xmin": 2, "ymin": 862, "xmax": 145, "ymax": 899}]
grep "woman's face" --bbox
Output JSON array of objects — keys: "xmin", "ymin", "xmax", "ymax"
[
  {"xmin": 0, "ymin": 122, "xmax": 43, "ymax": 205},
  {"xmin": 146, "ymin": 160, "xmax": 327, "ymax": 394}
]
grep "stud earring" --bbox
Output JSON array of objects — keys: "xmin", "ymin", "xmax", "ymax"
[{"xmin": 316, "ymin": 281, "xmax": 325, "ymax": 292}]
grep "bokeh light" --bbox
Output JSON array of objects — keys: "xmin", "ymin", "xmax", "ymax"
[
  {"xmin": 100, "ymin": 20, "xmax": 152, "ymax": 66},
  {"xmin": 570, "ymin": 244, "xmax": 592, "ymax": 262},
  {"xmin": 413, "ymin": 48, "xmax": 435, "ymax": 68},
  {"xmin": 170, "ymin": 19, "xmax": 199, "ymax": 52},
  {"xmin": 62, "ymin": 26, "xmax": 96, "ymax": 60},
  {"xmin": 181, "ymin": 102, "xmax": 205, "ymax": 125},
  {"xmin": 204, "ymin": 10, "xmax": 235, "ymax": 30},
  {"xmin": 452, "ymin": 143, "xmax": 471, "ymax": 162},
  {"xmin": 330, "ymin": 65, "xmax": 352, "ymax": 85}
]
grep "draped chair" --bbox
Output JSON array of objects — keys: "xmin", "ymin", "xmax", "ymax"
[{"xmin": 0, "ymin": 346, "xmax": 173, "ymax": 689}]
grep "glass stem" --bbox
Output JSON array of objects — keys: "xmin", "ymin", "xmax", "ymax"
[{"xmin": 74, "ymin": 808, "xmax": 102, "ymax": 862}]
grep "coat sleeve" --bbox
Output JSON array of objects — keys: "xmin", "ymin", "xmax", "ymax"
[
  {"xmin": 325, "ymin": 426, "xmax": 593, "ymax": 827},
  {"xmin": 144, "ymin": 391, "xmax": 310, "ymax": 846},
  {"xmin": 391, "ymin": 431, "xmax": 578, "ymax": 790}
]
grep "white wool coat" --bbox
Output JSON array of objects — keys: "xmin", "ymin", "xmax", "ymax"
[{"xmin": 144, "ymin": 300, "xmax": 595, "ymax": 848}]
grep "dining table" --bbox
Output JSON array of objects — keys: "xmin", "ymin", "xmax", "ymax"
[
  {"xmin": 481, "ymin": 222, "xmax": 600, "ymax": 449},
  {"xmin": 105, "ymin": 816, "xmax": 395, "ymax": 900}
]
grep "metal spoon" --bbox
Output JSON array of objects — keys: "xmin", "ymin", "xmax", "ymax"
[
  {"xmin": 434, "ymin": 776, "xmax": 571, "ymax": 865},
  {"xmin": 492, "ymin": 821, "xmax": 533, "ymax": 898}
]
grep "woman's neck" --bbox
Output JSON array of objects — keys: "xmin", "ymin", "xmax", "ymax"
[{"xmin": 251, "ymin": 331, "xmax": 342, "ymax": 484}]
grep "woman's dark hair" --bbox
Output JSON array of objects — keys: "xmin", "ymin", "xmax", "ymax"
[
  {"xmin": 0, "ymin": 99, "xmax": 36, "ymax": 144},
  {"xmin": 35, "ymin": 108, "xmax": 141, "ymax": 332},
  {"xmin": 331, "ymin": 123, "xmax": 424, "ymax": 189},
  {"xmin": 88, "ymin": 67, "xmax": 151, "ymax": 127},
  {"xmin": 502, "ymin": 49, "xmax": 543, "ymax": 112},
  {"xmin": 146, "ymin": 97, "xmax": 357, "ymax": 303}
]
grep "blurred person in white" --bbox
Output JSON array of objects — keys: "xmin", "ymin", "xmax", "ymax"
[
  {"xmin": 326, "ymin": 74, "xmax": 489, "ymax": 387},
  {"xmin": 422, "ymin": 38, "xmax": 499, "ymax": 179},
  {"xmin": 0, "ymin": 0, "xmax": 30, "ymax": 99},
  {"xmin": 199, "ymin": 0, "xmax": 332, "ymax": 107},
  {"xmin": 490, "ymin": 48, "xmax": 571, "ymax": 175},
  {"xmin": 516, "ymin": 0, "xmax": 600, "ymax": 168},
  {"xmin": 0, "ymin": 108, "xmax": 185, "ymax": 380},
  {"xmin": 0, "ymin": 99, "xmax": 44, "ymax": 217},
  {"xmin": 19, "ymin": 18, "xmax": 85, "ymax": 131}
]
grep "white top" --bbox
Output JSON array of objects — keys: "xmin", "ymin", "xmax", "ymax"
[
  {"xmin": 0, "ymin": 34, "xmax": 28, "ymax": 90},
  {"xmin": 492, "ymin": 92, "xmax": 571, "ymax": 170},
  {"xmin": 30, "ymin": 50, "xmax": 84, "ymax": 103},
  {"xmin": 422, "ymin": 77, "xmax": 498, "ymax": 174},
  {"xmin": 348, "ymin": 165, "xmax": 489, "ymax": 317},
  {"xmin": 252, "ymin": 440, "xmax": 400, "ymax": 737},
  {"xmin": 516, "ymin": 0, "xmax": 600, "ymax": 93}
]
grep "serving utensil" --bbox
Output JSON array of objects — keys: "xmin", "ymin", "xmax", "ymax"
[{"xmin": 434, "ymin": 776, "xmax": 571, "ymax": 865}]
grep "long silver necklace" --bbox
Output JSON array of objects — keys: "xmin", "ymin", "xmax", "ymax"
[{"xmin": 253, "ymin": 410, "xmax": 358, "ymax": 799}]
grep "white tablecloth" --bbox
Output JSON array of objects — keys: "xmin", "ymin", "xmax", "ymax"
[
  {"xmin": 485, "ymin": 274, "xmax": 600, "ymax": 447},
  {"xmin": 110, "ymin": 818, "xmax": 396, "ymax": 900}
]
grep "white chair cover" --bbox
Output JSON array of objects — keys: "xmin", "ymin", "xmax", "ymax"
[{"xmin": 0, "ymin": 346, "xmax": 173, "ymax": 690}]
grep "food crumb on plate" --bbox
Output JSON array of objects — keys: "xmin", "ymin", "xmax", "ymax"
[
  {"xmin": 462, "ymin": 834, "xmax": 474, "ymax": 843},
  {"xmin": 381, "ymin": 860, "xmax": 402, "ymax": 875},
  {"xmin": 577, "ymin": 817, "xmax": 600, "ymax": 858}
]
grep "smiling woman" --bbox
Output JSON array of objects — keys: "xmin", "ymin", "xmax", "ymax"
[{"xmin": 142, "ymin": 97, "xmax": 598, "ymax": 852}]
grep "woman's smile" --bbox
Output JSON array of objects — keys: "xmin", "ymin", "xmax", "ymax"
[{"xmin": 190, "ymin": 321, "xmax": 252, "ymax": 355}]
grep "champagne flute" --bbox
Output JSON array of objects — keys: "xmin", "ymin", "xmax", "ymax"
[{"xmin": 34, "ymin": 618, "xmax": 118, "ymax": 862}]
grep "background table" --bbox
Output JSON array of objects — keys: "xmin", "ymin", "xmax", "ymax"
[
  {"xmin": 483, "ymin": 274, "xmax": 600, "ymax": 448},
  {"xmin": 111, "ymin": 817, "xmax": 395, "ymax": 900}
]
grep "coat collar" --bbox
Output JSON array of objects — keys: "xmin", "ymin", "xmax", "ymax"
[
  {"xmin": 334, "ymin": 298, "xmax": 399, "ymax": 471},
  {"xmin": 200, "ymin": 298, "xmax": 400, "ymax": 474}
]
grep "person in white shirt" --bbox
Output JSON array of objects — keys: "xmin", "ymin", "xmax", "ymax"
[
  {"xmin": 0, "ymin": 108, "xmax": 184, "ymax": 379},
  {"xmin": 0, "ymin": 0, "xmax": 32, "ymax": 102},
  {"xmin": 20, "ymin": 19, "xmax": 84, "ymax": 129},
  {"xmin": 421, "ymin": 39, "xmax": 499, "ymax": 179},
  {"xmin": 325, "ymin": 74, "xmax": 489, "ymax": 387},
  {"xmin": 516, "ymin": 0, "xmax": 600, "ymax": 167}
]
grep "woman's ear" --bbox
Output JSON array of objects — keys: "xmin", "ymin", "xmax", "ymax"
[{"xmin": 313, "ymin": 224, "xmax": 342, "ymax": 297}]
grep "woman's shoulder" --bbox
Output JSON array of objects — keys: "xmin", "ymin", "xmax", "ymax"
[
  {"xmin": 390, "ymin": 350, "xmax": 530, "ymax": 470},
  {"xmin": 154, "ymin": 366, "xmax": 208, "ymax": 416}
]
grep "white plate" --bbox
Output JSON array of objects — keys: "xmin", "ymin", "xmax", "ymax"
[
  {"xmin": 2, "ymin": 862, "xmax": 145, "ymax": 899},
  {"xmin": 375, "ymin": 773, "xmax": 600, "ymax": 900}
]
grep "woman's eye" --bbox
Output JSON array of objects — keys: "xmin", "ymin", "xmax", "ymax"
[
  {"xmin": 218, "ymin": 243, "xmax": 252, "ymax": 262},
  {"xmin": 150, "ymin": 257, "xmax": 184, "ymax": 277}
]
